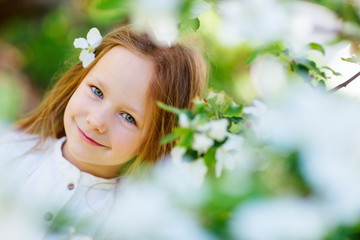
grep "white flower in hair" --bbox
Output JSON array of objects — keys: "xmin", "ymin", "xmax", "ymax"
[{"xmin": 73, "ymin": 27, "xmax": 102, "ymax": 68}]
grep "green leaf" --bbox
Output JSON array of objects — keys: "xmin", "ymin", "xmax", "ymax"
[
  {"xmin": 207, "ymin": 98, "xmax": 220, "ymax": 119},
  {"xmin": 247, "ymin": 43, "xmax": 285, "ymax": 65},
  {"xmin": 229, "ymin": 121, "xmax": 243, "ymax": 134},
  {"xmin": 87, "ymin": 0, "xmax": 130, "ymax": 24},
  {"xmin": 322, "ymin": 66, "xmax": 341, "ymax": 76},
  {"xmin": 230, "ymin": 116, "xmax": 243, "ymax": 124},
  {"xmin": 309, "ymin": 43, "xmax": 325, "ymax": 55},
  {"xmin": 157, "ymin": 101, "xmax": 183, "ymax": 115},
  {"xmin": 204, "ymin": 147, "xmax": 217, "ymax": 167},
  {"xmin": 184, "ymin": 149, "xmax": 198, "ymax": 162},
  {"xmin": 90, "ymin": 0, "xmax": 129, "ymax": 9},
  {"xmin": 296, "ymin": 59, "xmax": 327, "ymax": 81},
  {"xmin": 189, "ymin": 18, "xmax": 200, "ymax": 31},
  {"xmin": 160, "ymin": 133, "xmax": 179, "ymax": 144},
  {"xmin": 194, "ymin": 101, "xmax": 206, "ymax": 114},
  {"xmin": 224, "ymin": 104, "xmax": 243, "ymax": 117},
  {"xmin": 179, "ymin": 131, "xmax": 194, "ymax": 149},
  {"xmin": 174, "ymin": 127, "xmax": 192, "ymax": 136},
  {"xmin": 341, "ymin": 56, "xmax": 360, "ymax": 64},
  {"xmin": 317, "ymin": 80, "xmax": 326, "ymax": 89}
]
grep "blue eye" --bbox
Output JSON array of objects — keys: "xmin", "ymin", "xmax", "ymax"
[
  {"xmin": 92, "ymin": 86, "xmax": 103, "ymax": 99},
  {"xmin": 121, "ymin": 113, "xmax": 136, "ymax": 124}
]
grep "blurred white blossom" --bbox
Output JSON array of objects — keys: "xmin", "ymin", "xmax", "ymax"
[
  {"xmin": 131, "ymin": 0, "xmax": 211, "ymax": 46},
  {"xmin": 105, "ymin": 181, "xmax": 214, "ymax": 240},
  {"xmin": 286, "ymin": 1, "xmax": 341, "ymax": 56},
  {"xmin": 248, "ymin": 84, "xmax": 360, "ymax": 226},
  {"xmin": 250, "ymin": 57, "xmax": 287, "ymax": 100},
  {"xmin": 216, "ymin": 0, "xmax": 340, "ymax": 50},
  {"xmin": 170, "ymin": 147, "xmax": 209, "ymax": 187},
  {"xmin": 217, "ymin": 0, "xmax": 288, "ymax": 46},
  {"xmin": 171, "ymin": 146, "xmax": 187, "ymax": 163},
  {"xmin": 215, "ymin": 134, "xmax": 244, "ymax": 178},
  {"xmin": 179, "ymin": 113, "xmax": 191, "ymax": 128},
  {"xmin": 230, "ymin": 198, "xmax": 327, "ymax": 240},
  {"xmin": 207, "ymin": 119, "xmax": 229, "ymax": 141},
  {"xmin": 243, "ymin": 99, "xmax": 267, "ymax": 118},
  {"xmin": 179, "ymin": 158, "xmax": 208, "ymax": 188},
  {"xmin": 192, "ymin": 133, "xmax": 214, "ymax": 154},
  {"xmin": 69, "ymin": 228, "xmax": 92, "ymax": 240},
  {"xmin": 153, "ymin": 156, "xmax": 210, "ymax": 206},
  {"xmin": 130, "ymin": 0, "xmax": 180, "ymax": 46},
  {"xmin": 197, "ymin": 119, "xmax": 229, "ymax": 141},
  {"xmin": 190, "ymin": 0, "xmax": 212, "ymax": 19}
]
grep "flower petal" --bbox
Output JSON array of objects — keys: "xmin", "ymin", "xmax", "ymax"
[
  {"xmin": 188, "ymin": 158, "xmax": 208, "ymax": 187},
  {"xmin": 179, "ymin": 114, "xmax": 190, "ymax": 128},
  {"xmin": 192, "ymin": 133, "xmax": 214, "ymax": 154},
  {"xmin": 87, "ymin": 27, "xmax": 102, "ymax": 49},
  {"xmin": 73, "ymin": 38, "xmax": 88, "ymax": 49},
  {"xmin": 190, "ymin": 0, "xmax": 211, "ymax": 19},
  {"xmin": 222, "ymin": 134, "xmax": 244, "ymax": 151},
  {"xmin": 215, "ymin": 148, "xmax": 226, "ymax": 178},
  {"xmin": 149, "ymin": 16, "xmax": 178, "ymax": 47},
  {"xmin": 208, "ymin": 119, "xmax": 229, "ymax": 141},
  {"xmin": 171, "ymin": 146, "xmax": 186, "ymax": 164},
  {"xmin": 80, "ymin": 51, "xmax": 95, "ymax": 68}
]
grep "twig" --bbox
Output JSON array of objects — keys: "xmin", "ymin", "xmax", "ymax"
[{"xmin": 328, "ymin": 71, "xmax": 360, "ymax": 94}]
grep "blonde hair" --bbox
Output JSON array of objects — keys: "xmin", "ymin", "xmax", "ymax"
[{"xmin": 16, "ymin": 25, "xmax": 207, "ymax": 173}]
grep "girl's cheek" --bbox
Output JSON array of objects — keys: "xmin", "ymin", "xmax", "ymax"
[{"xmin": 112, "ymin": 125, "xmax": 141, "ymax": 145}]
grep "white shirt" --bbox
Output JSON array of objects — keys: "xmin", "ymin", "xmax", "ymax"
[{"xmin": 0, "ymin": 131, "xmax": 119, "ymax": 239}]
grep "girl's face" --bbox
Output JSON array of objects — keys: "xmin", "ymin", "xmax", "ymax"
[{"xmin": 62, "ymin": 46, "xmax": 153, "ymax": 178}]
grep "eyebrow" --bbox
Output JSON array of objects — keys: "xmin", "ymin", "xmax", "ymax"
[{"xmin": 91, "ymin": 75, "xmax": 145, "ymax": 127}]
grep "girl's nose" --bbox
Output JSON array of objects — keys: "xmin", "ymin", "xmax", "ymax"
[{"xmin": 86, "ymin": 109, "xmax": 109, "ymax": 133}]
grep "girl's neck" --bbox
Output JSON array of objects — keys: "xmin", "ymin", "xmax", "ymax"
[{"xmin": 61, "ymin": 144, "xmax": 121, "ymax": 179}]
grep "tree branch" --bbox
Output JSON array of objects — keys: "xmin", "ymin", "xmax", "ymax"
[{"xmin": 328, "ymin": 71, "xmax": 360, "ymax": 94}]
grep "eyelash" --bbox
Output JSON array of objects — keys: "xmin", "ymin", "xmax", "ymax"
[{"xmin": 90, "ymin": 85, "xmax": 136, "ymax": 125}]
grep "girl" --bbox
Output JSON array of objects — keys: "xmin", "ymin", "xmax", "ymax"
[{"xmin": 0, "ymin": 25, "xmax": 206, "ymax": 239}]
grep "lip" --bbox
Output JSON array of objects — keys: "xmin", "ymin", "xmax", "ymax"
[{"xmin": 77, "ymin": 127, "xmax": 105, "ymax": 147}]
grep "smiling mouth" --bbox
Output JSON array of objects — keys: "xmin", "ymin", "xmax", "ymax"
[{"xmin": 77, "ymin": 127, "xmax": 105, "ymax": 147}]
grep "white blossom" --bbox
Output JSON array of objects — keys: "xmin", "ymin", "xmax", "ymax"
[
  {"xmin": 285, "ymin": 1, "xmax": 341, "ymax": 56},
  {"xmin": 178, "ymin": 158, "xmax": 208, "ymax": 188},
  {"xmin": 216, "ymin": 0, "xmax": 340, "ymax": 50},
  {"xmin": 207, "ymin": 91, "xmax": 217, "ymax": 99},
  {"xmin": 250, "ymin": 57, "xmax": 287, "ymax": 100},
  {"xmin": 179, "ymin": 114, "xmax": 190, "ymax": 128},
  {"xmin": 243, "ymin": 99, "xmax": 267, "ymax": 118},
  {"xmin": 69, "ymin": 228, "xmax": 93, "ymax": 240},
  {"xmin": 217, "ymin": 0, "xmax": 288, "ymax": 46},
  {"xmin": 230, "ymin": 198, "xmax": 327, "ymax": 240},
  {"xmin": 195, "ymin": 119, "xmax": 229, "ymax": 142},
  {"xmin": 207, "ymin": 119, "xmax": 229, "ymax": 141},
  {"xmin": 250, "ymin": 84, "xmax": 360, "ymax": 226},
  {"xmin": 215, "ymin": 134, "xmax": 244, "ymax": 178},
  {"xmin": 130, "ymin": 0, "xmax": 210, "ymax": 47},
  {"xmin": 70, "ymin": 236, "xmax": 92, "ymax": 240},
  {"xmin": 104, "ymin": 181, "xmax": 213, "ymax": 240},
  {"xmin": 73, "ymin": 28, "xmax": 102, "ymax": 68},
  {"xmin": 170, "ymin": 147, "xmax": 208, "ymax": 188},
  {"xmin": 189, "ymin": 0, "xmax": 212, "ymax": 19},
  {"xmin": 192, "ymin": 133, "xmax": 214, "ymax": 154},
  {"xmin": 171, "ymin": 146, "xmax": 187, "ymax": 164},
  {"xmin": 154, "ymin": 155, "xmax": 210, "ymax": 204}
]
